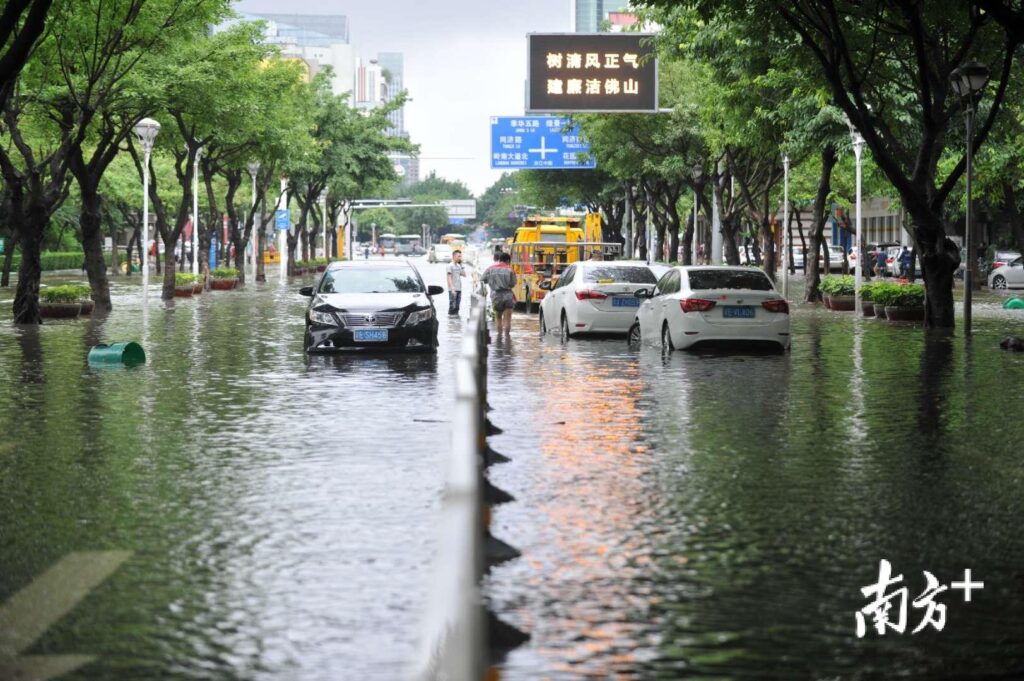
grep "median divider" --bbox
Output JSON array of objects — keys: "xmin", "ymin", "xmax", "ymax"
[{"xmin": 412, "ymin": 290, "xmax": 527, "ymax": 680}]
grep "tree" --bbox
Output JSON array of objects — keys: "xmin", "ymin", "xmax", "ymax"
[
  {"xmin": 0, "ymin": 0, "xmax": 53, "ymax": 113},
  {"xmin": 0, "ymin": 0, "xmax": 229, "ymax": 322},
  {"xmin": 656, "ymin": 0, "xmax": 1021, "ymax": 327}
]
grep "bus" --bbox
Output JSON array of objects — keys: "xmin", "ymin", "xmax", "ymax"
[
  {"xmin": 395, "ymin": 234, "xmax": 423, "ymax": 255},
  {"xmin": 378, "ymin": 233, "xmax": 397, "ymax": 253}
]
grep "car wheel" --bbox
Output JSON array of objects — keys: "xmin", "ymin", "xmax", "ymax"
[
  {"xmin": 627, "ymin": 321, "xmax": 642, "ymax": 348},
  {"xmin": 992, "ymin": 275, "xmax": 1007, "ymax": 290},
  {"xmin": 560, "ymin": 313, "xmax": 572, "ymax": 343},
  {"xmin": 662, "ymin": 322, "xmax": 675, "ymax": 352},
  {"xmin": 539, "ymin": 310, "xmax": 548, "ymax": 335}
]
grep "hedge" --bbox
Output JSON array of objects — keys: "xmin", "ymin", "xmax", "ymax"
[{"xmin": 6, "ymin": 251, "xmax": 114, "ymax": 272}]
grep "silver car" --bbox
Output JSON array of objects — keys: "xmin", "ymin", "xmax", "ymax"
[{"xmin": 988, "ymin": 256, "xmax": 1024, "ymax": 290}]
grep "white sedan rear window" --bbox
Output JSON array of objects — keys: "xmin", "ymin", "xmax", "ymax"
[
  {"xmin": 687, "ymin": 270, "xmax": 773, "ymax": 291},
  {"xmin": 583, "ymin": 266, "xmax": 657, "ymax": 284}
]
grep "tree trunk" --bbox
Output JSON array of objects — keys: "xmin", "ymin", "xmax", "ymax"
[
  {"xmin": 78, "ymin": 181, "xmax": 112, "ymax": 312},
  {"xmin": 915, "ymin": 216, "xmax": 959, "ymax": 328},
  {"xmin": 805, "ymin": 145, "xmax": 837, "ymax": 302},
  {"xmin": 1002, "ymin": 181, "xmax": 1024, "ymax": 257},
  {"xmin": 13, "ymin": 213, "xmax": 45, "ymax": 324}
]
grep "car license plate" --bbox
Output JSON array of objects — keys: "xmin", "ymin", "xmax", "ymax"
[
  {"xmin": 723, "ymin": 306, "xmax": 755, "ymax": 318},
  {"xmin": 612, "ymin": 297, "xmax": 640, "ymax": 307},
  {"xmin": 353, "ymin": 329, "xmax": 388, "ymax": 342}
]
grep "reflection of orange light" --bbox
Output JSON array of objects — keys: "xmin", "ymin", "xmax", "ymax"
[{"xmin": 522, "ymin": 348, "xmax": 650, "ymax": 672}]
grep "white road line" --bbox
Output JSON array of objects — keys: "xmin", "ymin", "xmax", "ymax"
[{"xmin": 0, "ymin": 551, "xmax": 132, "ymax": 679}]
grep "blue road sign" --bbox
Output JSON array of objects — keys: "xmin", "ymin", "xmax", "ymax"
[
  {"xmin": 274, "ymin": 209, "xmax": 290, "ymax": 230},
  {"xmin": 490, "ymin": 116, "xmax": 596, "ymax": 170}
]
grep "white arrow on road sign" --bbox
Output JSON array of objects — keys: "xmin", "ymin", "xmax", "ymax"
[{"xmin": 528, "ymin": 136, "xmax": 558, "ymax": 160}]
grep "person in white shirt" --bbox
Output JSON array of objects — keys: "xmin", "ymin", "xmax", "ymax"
[{"xmin": 446, "ymin": 250, "xmax": 465, "ymax": 316}]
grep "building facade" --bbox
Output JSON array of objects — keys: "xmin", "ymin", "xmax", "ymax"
[{"xmin": 571, "ymin": 0, "xmax": 633, "ymax": 33}]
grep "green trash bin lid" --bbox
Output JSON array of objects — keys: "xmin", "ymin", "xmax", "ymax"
[
  {"xmin": 88, "ymin": 342, "xmax": 146, "ymax": 366},
  {"xmin": 1004, "ymin": 297, "xmax": 1024, "ymax": 310}
]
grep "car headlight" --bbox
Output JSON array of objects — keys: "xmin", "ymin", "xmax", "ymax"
[
  {"xmin": 309, "ymin": 309, "xmax": 338, "ymax": 326},
  {"xmin": 406, "ymin": 307, "xmax": 433, "ymax": 325}
]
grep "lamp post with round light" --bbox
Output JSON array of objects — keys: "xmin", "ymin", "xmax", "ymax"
[
  {"xmin": 782, "ymin": 153, "xmax": 790, "ymax": 299},
  {"xmin": 691, "ymin": 164, "xmax": 703, "ymax": 265},
  {"xmin": 845, "ymin": 115, "xmax": 865, "ymax": 315},
  {"xmin": 191, "ymin": 147, "xmax": 202, "ymax": 275},
  {"xmin": 950, "ymin": 61, "xmax": 990, "ymax": 335},
  {"xmin": 247, "ymin": 161, "xmax": 260, "ymax": 281},
  {"xmin": 132, "ymin": 118, "xmax": 160, "ymax": 301}
]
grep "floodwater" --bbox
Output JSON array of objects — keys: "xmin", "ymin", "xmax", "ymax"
[
  {"xmin": 1, "ymin": 266, "xmax": 1023, "ymax": 680},
  {"xmin": 0, "ymin": 263, "xmax": 464, "ymax": 680},
  {"xmin": 487, "ymin": 283, "xmax": 1024, "ymax": 679}
]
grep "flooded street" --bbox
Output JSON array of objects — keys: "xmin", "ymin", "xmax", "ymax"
[
  {"xmin": 2, "ymin": 266, "xmax": 1024, "ymax": 679},
  {"xmin": 487, "ymin": 289, "xmax": 1024, "ymax": 679},
  {"xmin": 0, "ymin": 265, "xmax": 462, "ymax": 680}
]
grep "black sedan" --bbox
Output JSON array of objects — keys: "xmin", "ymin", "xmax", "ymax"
[{"xmin": 300, "ymin": 260, "xmax": 443, "ymax": 352}]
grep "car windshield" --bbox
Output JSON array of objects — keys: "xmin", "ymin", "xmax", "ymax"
[
  {"xmin": 583, "ymin": 266, "xmax": 657, "ymax": 284},
  {"xmin": 687, "ymin": 269, "xmax": 774, "ymax": 291},
  {"xmin": 318, "ymin": 267, "xmax": 423, "ymax": 294}
]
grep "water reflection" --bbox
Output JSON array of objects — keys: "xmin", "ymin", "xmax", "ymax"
[{"xmin": 490, "ymin": 306, "xmax": 1024, "ymax": 679}]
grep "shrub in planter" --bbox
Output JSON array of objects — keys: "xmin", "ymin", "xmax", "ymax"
[
  {"xmin": 210, "ymin": 267, "xmax": 239, "ymax": 290},
  {"xmin": 821, "ymin": 274, "xmax": 855, "ymax": 310},
  {"xmin": 175, "ymin": 273, "xmax": 200, "ymax": 297},
  {"xmin": 859, "ymin": 282, "xmax": 880, "ymax": 316},
  {"xmin": 40, "ymin": 284, "xmax": 91, "ymax": 318},
  {"xmin": 873, "ymin": 282, "xmax": 925, "ymax": 321}
]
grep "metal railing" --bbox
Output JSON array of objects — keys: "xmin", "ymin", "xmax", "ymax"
[{"xmin": 413, "ymin": 289, "xmax": 514, "ymax": 680}]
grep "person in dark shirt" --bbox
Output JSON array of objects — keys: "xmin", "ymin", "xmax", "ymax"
[{"xmin": 482, "ymin": 252, "xmax": 517, "ymax": 335}]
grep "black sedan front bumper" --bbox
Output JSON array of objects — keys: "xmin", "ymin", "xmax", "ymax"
[{"xmin": 304, "ymin": 319, "xmax": 439, "ymax": 352}]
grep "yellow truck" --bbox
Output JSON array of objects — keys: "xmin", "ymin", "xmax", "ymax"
[{"xmin": 507, "ymin": 214, "xmax": 619, "ymax": 311}]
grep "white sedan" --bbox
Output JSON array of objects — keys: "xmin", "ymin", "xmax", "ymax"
[
  {"xmin": 629, "ymin": 266, "xmax": 791, "ymax": 352},
  {"xmin": 989, "ymin": 256, "xmax": 1024, "ymax": 289},
  {"xmin": 538, "ymin": 261, "xmax": 662, "ymax": 340}
]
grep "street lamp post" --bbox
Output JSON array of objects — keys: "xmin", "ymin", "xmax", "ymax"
[
  {"xmin": 845, "ymin": 116, "xmax": 865, "ymax": 315},
  {"xmin": 192, "ymin": 147, "xmax": 202, "ymax": 275},
  {"xmin": 950, "ymin": 61, "xmax": 990, "ymax": 335},
  {"xmin": 247, "ymin": 161, "xmax": 260, "ymax": 281},
  {"xmin": 691, "ymin": 164, "xmax": 703, "ymax": 265},
  {"xmin": 319, "ymin": 189, "xmax": 328, "ymax": 260},
  {"xmin": 133, "ymin": 118, "xmax": 160, "ymax": 301},
  {"xmin": 782, "ymin": 154, "xmax": 790, "ymax": 299}
]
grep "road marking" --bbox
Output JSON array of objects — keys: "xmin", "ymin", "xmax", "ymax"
[{"xmin": 0, "ymin": 551, "xmax": 131, "ymax": 679}]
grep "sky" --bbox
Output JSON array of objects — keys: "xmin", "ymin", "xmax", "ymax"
[{"xmin": 237, "ymin": 0, "xmax": 571, "ymax": 197}]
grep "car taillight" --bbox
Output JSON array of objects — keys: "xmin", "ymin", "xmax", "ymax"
[
  {"xmin": 762, "ymin": 299, "xmax": 790, "ymax": 314},
  {"xmin": 993, "ymin": 262, "xmax": 1006, "ymax": 269},
  {"xmin": 680, "ymin": 298, "xmax": 716, "ymax": 312},
  {"xmin": 576, "ymin": 289, "xmax": 608, "ymax": 300}
]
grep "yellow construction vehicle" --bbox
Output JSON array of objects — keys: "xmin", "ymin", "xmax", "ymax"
[{"xmin": 507, "ymin": 214, "xmax": 620, "ymax": 311}]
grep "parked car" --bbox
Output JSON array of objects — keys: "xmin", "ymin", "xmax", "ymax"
[
  {"xmin": 628, "ymin": 266, "xmax": 790, "ymax": 352},
  {"xmin": 821, "ymin": 245, "xmax": 845, "ymax": 272},
  {"xmin": 987, "ymin": 250, "xmax": 1021, "ymax": 277},
  {"xmin": 988, "ymin": 256, "xmax": 1024, "ymax": 290},
  {"xmin": 300, "ymin": 260, "xmax": 443, "ymax": 352},
  {"xmin": 427, "ymin": 244, "xmax": 454, "ymax": 263},
  {"xmin": 538, "ymin": 261, "xmax": 661, "ymax": 340}
]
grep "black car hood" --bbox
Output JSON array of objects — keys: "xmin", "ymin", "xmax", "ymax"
[{"xmin": 312, "ymin": 291, "xmax": 431, "ymax": 312}]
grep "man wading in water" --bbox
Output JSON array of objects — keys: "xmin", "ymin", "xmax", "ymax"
[{"xmin": 482, "ymin": 252, "xmax": 516, "ymax": 336}]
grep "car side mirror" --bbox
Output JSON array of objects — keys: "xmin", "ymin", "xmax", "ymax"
[
  {"xmin": 538, "ymin": 280, "xmax": 552, "ymax": 291},
  {"xmin": 634, "ymin": 288, "xmax": 650, "ymax": 299},
  {"xmin": 299, "ymin": 286, "xmax": 314, "ymax": 297},
  {"xmin": 427, "ymin": 285, "xmax": 444, "ymax": 296}
]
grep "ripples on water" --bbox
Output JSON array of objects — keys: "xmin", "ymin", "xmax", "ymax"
[
  {"xmin": 0, "ymin": 272, "xmax": 463, "ymax": 680},
  {"xmin": 488, "ymin": 298, "xmax": 1024, "ymax": 679}
]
